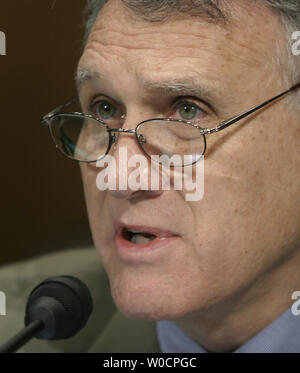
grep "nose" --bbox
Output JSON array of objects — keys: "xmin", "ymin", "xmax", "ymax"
[{"xmin": 105, "ymin": 128, "xmax": 163, "ymax": 200}]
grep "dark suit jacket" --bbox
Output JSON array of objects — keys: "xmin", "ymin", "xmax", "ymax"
[{"xmin": 0, "ymin": 247, "xmax": 161, "ymax": 353}]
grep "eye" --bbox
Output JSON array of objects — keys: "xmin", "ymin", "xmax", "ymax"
[
  {"xmin": 93, "ymin": 100, "xmax": 117, "ymax": 120},
  {"xmin": 172, "ymin": 101, "xmax": 207, "ymax": 121}
]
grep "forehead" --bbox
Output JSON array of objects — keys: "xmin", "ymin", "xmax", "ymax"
[{"xmin": 77, "ymin": 0, "xmax": 283, "ymax": 97}]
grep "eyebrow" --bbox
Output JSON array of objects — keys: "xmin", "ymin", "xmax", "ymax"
[
  {"xmin": 75, "ymin": 68, "xmax": 221, "ymax": 105},
  {"xmin": 75, "ymin": 68, "xmax": 102, "ymax": 89},
  {"xmin": 143, "ymin": 79, "xmax": 220, "ymax": 104}
]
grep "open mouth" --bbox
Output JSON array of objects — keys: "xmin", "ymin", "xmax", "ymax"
[
  {"xmin": 114, "ymin": 222, "xmax": 180, "ymax": 260},
  {"xmin": 122, "ymin": 227, "xmax": 157, "ymax": 244}
]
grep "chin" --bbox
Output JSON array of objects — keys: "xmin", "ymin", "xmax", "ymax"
[
  {"xmin": 107, "ymin": 269, "xmax": 205, "ymax": 322},
  {"xmin": 111, "ymin": 290, "xmax": 182, "ymax": 321}
]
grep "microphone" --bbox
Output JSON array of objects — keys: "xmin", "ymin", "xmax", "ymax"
[{"xmin": 0, "ymin": 275, "xmax": 93, "ymax": 353}]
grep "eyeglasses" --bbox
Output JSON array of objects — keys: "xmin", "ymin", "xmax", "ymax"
[{"xmin": 41, "ymin": 83, "xmax": 300, "ymax": 167}]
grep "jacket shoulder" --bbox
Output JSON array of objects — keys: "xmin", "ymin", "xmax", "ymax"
[{"xmin": 0, "ymin": 248, "xmax": 160, "ymax": 353}]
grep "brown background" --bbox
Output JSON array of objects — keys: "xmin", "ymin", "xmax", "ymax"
[{"xmin": 0, "ymin": 0, "xmax": 94, "ymax": 265}]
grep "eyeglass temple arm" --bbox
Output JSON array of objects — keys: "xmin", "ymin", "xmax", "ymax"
[
  {"xmin": 202, "ymin": 82, "xmax": 300, "ymax": 135},
  {"xmin": 41, "ymin": 97, "xmax": 78, "ymax": 126}
]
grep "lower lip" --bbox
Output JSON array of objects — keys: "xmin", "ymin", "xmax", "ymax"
[{"xmin": 115, "ymin": 233, "xmax": 179, "ymax": 263}]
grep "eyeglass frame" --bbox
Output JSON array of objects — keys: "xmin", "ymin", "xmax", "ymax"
[{"xmin": 41, "ymin": 82, "xmax": 300, "ymax": 165}]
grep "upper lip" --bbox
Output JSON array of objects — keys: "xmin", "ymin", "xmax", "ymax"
[{"xmin": 114, "ymin": 220, "xmax": 180, "ymax": 238}]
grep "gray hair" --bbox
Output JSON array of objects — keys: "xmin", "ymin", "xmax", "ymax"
[{"xmin": 83, "ymin": 0, "xmax": 300, "ymax": 106}]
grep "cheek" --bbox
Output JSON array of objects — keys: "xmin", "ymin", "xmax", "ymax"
[
  {"xmin": 187, "ymin": 120, "xmax": 297, "ymax": 287},
  {"xmin": 184, "ymin": 141, "xmax": 270, "ymax": 274}
]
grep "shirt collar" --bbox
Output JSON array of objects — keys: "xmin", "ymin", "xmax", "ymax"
[{"xmin": 156, "ymin": 307, "xmax": 300, "ymax": 353}]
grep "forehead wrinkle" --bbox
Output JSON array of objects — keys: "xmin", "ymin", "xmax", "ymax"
[
  {"xmin": 86, "ymin": 6, "xmax": 270, "ymax": 69},
  {"xmin": 82, "ymin": 35, "xmax": 265, "ymax": 88},
  {"xmin": 86, "ymin": 24, "xmax": 229, "ymax": 64},
  {"xmin": 85, "ymin": 11, "xmax": 230, "ymax": 62}
]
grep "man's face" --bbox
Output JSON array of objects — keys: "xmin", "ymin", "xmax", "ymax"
[{"xmin": 77, "ymin": 0, "xmax": 300, "ymax": 321}]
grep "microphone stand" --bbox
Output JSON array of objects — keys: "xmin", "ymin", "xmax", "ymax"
[{"xmin": 0, "ymin": 320, "xmax": 44, "ymax": 353}]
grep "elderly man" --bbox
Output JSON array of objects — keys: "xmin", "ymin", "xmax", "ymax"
[{"xmin": 0, "ymin": 0, "xmax": 299, "ymax": 353}]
